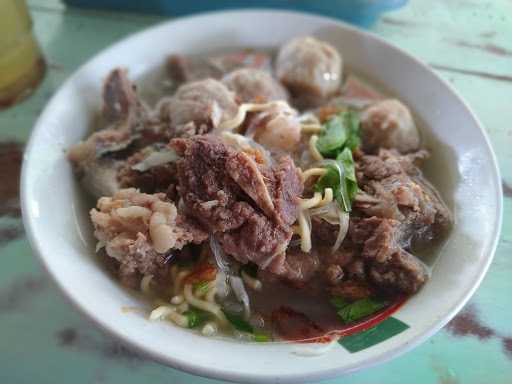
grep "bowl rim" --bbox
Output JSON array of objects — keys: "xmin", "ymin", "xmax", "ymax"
[{"xmin": 21, "ymin": 9, "xmax": 503, "ymax": 384}]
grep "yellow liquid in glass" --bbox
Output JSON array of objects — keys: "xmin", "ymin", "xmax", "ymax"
[{"xmin": 0, "ymin": 0, "xmax": 45, "ymax": 108}]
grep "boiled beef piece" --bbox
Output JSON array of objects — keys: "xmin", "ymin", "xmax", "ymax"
[
  {"xmin": 222, "ymin": 68, "xmax": 288, "ymax": 103},
  {"xmin": 102, "ymin": 68, "xmax": 147, "ymax": 128},
  {"xmin": 117, "ymin": 144, "xmax": 179, "ymax": 198},
  {"xmin": 349, "ymin": 217, "xmax": 428, "ymax": 294},
  {"xmin": 158, "ymin": 79, "xmax": 238, "ymax": 137},
  {"xmin": 171, "ymin": 134, "xmax": 303, "ymax": 275},
  {"xmin": 167, "ymin": 51, "xmax": 272, "ymax": 85},
  {"xmin": 313, "ymin": 216, "xmax": 429, "ymax": 295},
  {"xmin": 353, "ymin": 148, "xmax": 452, "ymax": 247},
  {"xmin": 68, "ymin": 69, "xmax": 152, "ymax": 199}
]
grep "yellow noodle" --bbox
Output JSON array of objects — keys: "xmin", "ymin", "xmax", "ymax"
[
  {"xmin": 154, "ymin": 298, "xmax": 168, "ymax": 307},
  {"xmin": 206, "ymin": 286, "xmax": 217, "ymax": 303},
  {"xmin": 194, "ymin": 281, "xmax": 214, "ymax": 299},
  {"xmin": 297, "ymin": 210, "xmax": 312, "ymax": 253},
  {"xmin": 121, "ymin": 306, "xmax": 145, "ymax": 314},
  {"xmin": 241, "ymin": 270, "xmax": 262, "ymax": 291},
  {"xmin": 168, "ymin": 264, "xmax": 179, "ymax": 295},
  {"xmin": 300, "ymin": 123, "xmax": 323, "ymax": 133},
  {"xmin": 299, "ymin": 192, "xmax": 323, "ymax": 210},
  {"xmin": 309, "ymin": 135, "xmax": 323, "ymax": 161},
  {"xmin": 170, "ymin": 295, "xmax": 184, "ymax": 305},
  {"xmin": 301, "ymin": 167, "xmax": 327, "ymax": 182},
  {"xmin": 177, "ymin": 301, "xmax": 189, "ymax": 314},
  {"xmin": 174, "ymin": 270, "xmax": 191, "ymax": 296},
  {"xmin": 140, "ymin": 274, "xmax": 153, "ymax": 295},
  {"xmin": 149, "ymin": 305, "xmax": 189, "ymax": 328},
  {"xmin": 201, "ymin": 322, "xmax": 218, "ymax": 337},
  {"xmin": 170, "ymin": 265, "xmax": 179, "ymax": 282},
  {"xmin": 218, "ymin": 100, "xmax": 289, "ymax": 131},
  {"xmin": 318, "ymin": 188, "xmax": 334, "ymax": 207},
  {"xmin": 183, "ymin": 284, "xmax": 228, "ymax": 325}
]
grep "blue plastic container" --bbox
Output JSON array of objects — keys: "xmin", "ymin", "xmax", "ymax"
[{"xmin": 64, "ymin": 0, "xmax": 408, "ymax": 27}]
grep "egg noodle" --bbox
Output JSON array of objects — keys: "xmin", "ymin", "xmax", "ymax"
[{"xmin": 218, "ymin": 100, "xmax": 290, "ymax": 131}]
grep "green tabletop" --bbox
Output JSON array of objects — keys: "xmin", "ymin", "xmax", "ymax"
[{"xmin": 1, "ymin": 1, "xmax": 511, "ymax": 383}]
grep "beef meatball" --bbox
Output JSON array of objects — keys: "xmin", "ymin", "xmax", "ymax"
[
  {"xmin": 275, "ymin": 36, "xmax": 342, "ymax": 107},
  {"xmin": 222, "ymin": 68, "xmax": 288, "ymax": 103},
  {"xmin": 158, "ymin": 78, "xmax": 238, "ymax": 136},
  {"xmin": 360, "ymin": 99, "xmax": 420, "ymax": 153},
  {"xmin": 245, "ymin": 102, "xmax": 301, "ymax": 152}
]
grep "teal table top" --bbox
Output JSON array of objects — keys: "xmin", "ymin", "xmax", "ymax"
[{"xmin": 1, "ymin": 1, "xmax": 511, "ymax": 383}]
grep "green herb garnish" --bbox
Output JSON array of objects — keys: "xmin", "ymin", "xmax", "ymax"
[
  {"xmin": 343, "ymin": 111, "xmax": 361, "ymax": 150},
  {"xmin": 313, "ymin": 111, "xmax": 361, "ymax": 212},
  {"xmin": 314, "ymin": 161, "xmax": 353, "ymax": 212},
  {"xmin": 222, "ymin": 310, "xmax": 254, "ymax": 333},
  {"xmin": 336, "ymin": 298, "xmax": 387, "ymax": 324},
  {"xmin": 337, "ymin": 147, "xmax": 359, "ymax": 203},
  {"xmin": 316, "ymin": 111, "xmax": 360, "ymax": 157},
  {"xmin": 254, "ymin": 333, "xmax": 271, "ymax": 342},
  {"xmin": 184, "ymin": 308, "xmax": 210, "ymax": 328},
  {"xmin": 193, "ymin": 280, "xmax": 210, "ymax": 296},
  {"xmin": 330, "ymin": 296, "xmax": 349, "ymax": 310}
]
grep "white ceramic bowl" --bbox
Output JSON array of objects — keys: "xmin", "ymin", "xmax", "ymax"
[{"xmin": 21, "ymin": 10, "xmax": 502, "ymax": 383}]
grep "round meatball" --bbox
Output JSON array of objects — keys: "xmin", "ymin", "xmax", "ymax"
[
  {"xmin": 360, "ymin": 99, "xmax": 420, "ymax": 153},
  {"xmin": 159, "ymin": 78, "xmax": 238, "ymax": 134},
  {"xmin": 275, "ymin": 36, "xmax": 342, "ymax": 106},
  {"xmin": 246, "ymin": 102, "xmax": 301, "ymax": 152},
  {"xmin": 222, "ymin": 68, "xmax": 288, "ymax": 103}
]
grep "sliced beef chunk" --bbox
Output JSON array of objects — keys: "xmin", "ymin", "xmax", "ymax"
[
  {"xmin": 167, "ymin": 51, "xmax": 272, "ymax": 85},
  {"xmin": 317, "ymin": 216, "xmax": 428, "ymax": 295},
  {"xmin": 354, "ymin": 148, "xmax": 452, "ymax": 247},
  {"xmin": 324, "ymin": 264, "xmax": 344, "ymax": 285},
  {"xmin": 369, "ymin": 249, "xmax": 428, "ymax": 294},
  {"xmin": 158, "ymin": 79, "xmax": 238, "ymax": 136},
  {"xmin": 271, "ymin": 306, "xmax": 325, "ymax": 341},
  {"xmin": 279, "ymin": 248, "xmax": 320, "ymax": 285},
  {"xmin": 217, "ymin": 215, "xmax": 291, "ymax": 267},
  {"xmin": 349, "ymin": 217, "xmax": 428, "ymax": 294},
  {"xmin": 68, "ymin": 69, "xmax": 170, "ymax": 199},
  {"xmin": 317, "ymin": 243, "xmax": 355, "ymax": 267},
  {"xmin": 349, "ymin": 217, "xmax": 402, "ymax": 262},
  {"xmin": 222, "ymin": 68, "xmax": 288, "ymax": 103},
  {"xmin": 117, "ymin": 144, "xmax": 178, "ymax": 198},
  {"xmin": 329, "ymin": 279, "xmax": 374, "ymax": 302},
  {"xmin": 311, "ymin": 217, "xmax": 337, "ymax": 245},
  {"xmin": 103, "ymin": 68, "xmax": 137, "ymax": 122},
  {"xmin": 171, "ymin": 134, "xmax": 303, "ymax": 275},
  {"xmin": 102, "ymin": 68, "xmax": 148, "ymax": 130},
  {"xmin": 171, "ymin": 135, "xmax": 251, "ymax": 232},
  {"xmin": 67, "ymin": 129, "xmax": 132, "ymax": 199},
  {"xmin": 272, "ymin": 156, "xmax": 304, "ymax": 225},
  {"xmin": 167, "ymin": 54, "xmax": 223, "ymax": 84},
  {"xmin": 68, "ymin": 69, "xmax": 146, "ymax": 170},
  {"xmin": 226, "ymin": 151, "xmax": 276, "ymax": 221}
]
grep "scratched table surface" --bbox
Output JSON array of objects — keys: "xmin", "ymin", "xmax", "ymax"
[{"xmin": 1, "ymin": 0, "xmax": 511, "ymax": 383}]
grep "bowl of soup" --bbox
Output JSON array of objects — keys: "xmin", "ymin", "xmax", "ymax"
[{"xmin": 21, "ymin": 10, "xmax": 502, "ymax": 383}]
